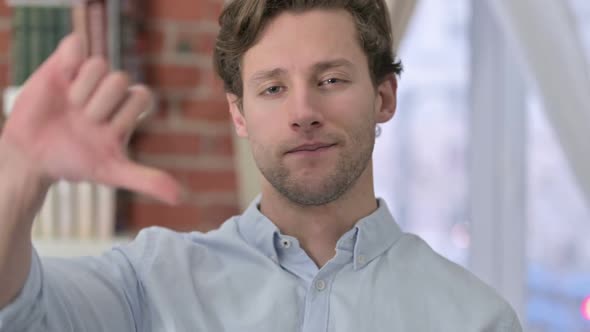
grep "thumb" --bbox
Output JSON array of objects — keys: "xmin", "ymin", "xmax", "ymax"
[{"xmin": 99, "ymin": 160, "xmax": 186, "ymax": 206}]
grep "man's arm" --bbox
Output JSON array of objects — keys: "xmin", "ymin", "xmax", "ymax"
[
  {"xmin": 0, "ymin": 145, "xmax": 144, "ymax": 331},
  {"xmin": 0, "ymin": 142, "xmax": 47, "ymax": 308},
  {"xmin": 0, "ymin": 34, "xmax": 182, "ymax": 330}
]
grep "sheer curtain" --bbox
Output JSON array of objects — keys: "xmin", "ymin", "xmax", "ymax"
[
  {"xmin": 486, "ymin": 0, "xmax": 590, "ymax": 206},
  {"xmin": 469, "ymin": 3, "xmax": 590, "ymax": 326},
  {"xmin": 387, "ymin": 0, "xmax": 418, "ymax": 51},
  {"xmin": 374, "ymin": 0, "xmax": 472, "ymax": 265},
  {"xmin": 375, "ymin": 1, "xmax": 590, "ymax": 329}
]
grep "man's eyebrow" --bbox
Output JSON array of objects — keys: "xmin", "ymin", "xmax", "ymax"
[
  {"xmin": 247, "ymin": 59, "xmax": 355, "ymax": 85},
  {"xmin": 312, "ymin": 59, "xmax": 355, "ymax": 73},
  {"xmin": 248, "ymin": 68, "xmax": 287, "ymax": 85}
]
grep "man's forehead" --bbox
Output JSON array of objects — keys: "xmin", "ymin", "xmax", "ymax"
[{"xmin": 240, "ymin": 9, "xmax": 365, "ymax": 79}]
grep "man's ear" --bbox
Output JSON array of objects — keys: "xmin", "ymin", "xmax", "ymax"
[
  {"xmin": 227, "ymin": 93, "xmax": 248, "ymax": 138},
  {"xmin": 375, "ymin": 74, "xmax": 397, "ymax": 123}
]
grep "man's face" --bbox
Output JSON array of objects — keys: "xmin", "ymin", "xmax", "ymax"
[{"xmin": 229, "ymin": 9, "xmax": 396, "ymax": 206}]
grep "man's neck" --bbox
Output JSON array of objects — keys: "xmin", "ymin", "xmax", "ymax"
[{"xmin": 259, "ymin": 169, "xmax": 378, "ymax": 268}]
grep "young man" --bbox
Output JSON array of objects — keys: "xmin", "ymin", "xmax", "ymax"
[{"xmin": 0, "ymin": 0, "xmax": 521, "ymax": 331}]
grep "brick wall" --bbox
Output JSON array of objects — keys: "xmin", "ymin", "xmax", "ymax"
[{"xmin": 126, "ymin": 0, "xmax": 240, "ymax": 233}]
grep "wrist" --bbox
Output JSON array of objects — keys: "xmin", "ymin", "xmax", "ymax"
[{"xmin": 0, "ymin": 138, "xmax": 52, "ymax": 190}]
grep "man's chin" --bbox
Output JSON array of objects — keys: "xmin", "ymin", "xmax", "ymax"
[
  {"xmin": 277, "ymin": 180, "xmax": 347, "ymax": 206},
  {"xmin": 282, "ymin": 191, "xmax": 341, "ymax": 207}
]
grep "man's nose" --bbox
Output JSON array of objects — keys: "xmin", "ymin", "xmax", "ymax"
[{"xmin": 288, "ymin": 89, "xmax": 323, "ymax": 132}]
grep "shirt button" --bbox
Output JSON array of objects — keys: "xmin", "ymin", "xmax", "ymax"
[
  {"xmin": 315, "ymin": 279, "xmax": 326, "ymax": 291},
  {"xmin": 357, "ymin": 255, "xmax": 366, "ymax": 264},
  {"xmin": 281, "ymin": 239, "xmax": 292, "ymax": 248}
]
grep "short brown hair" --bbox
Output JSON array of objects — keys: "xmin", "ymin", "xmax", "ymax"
[{"xmin": 213, "ymin": 0, "xmax": 403, "ymax": 104}]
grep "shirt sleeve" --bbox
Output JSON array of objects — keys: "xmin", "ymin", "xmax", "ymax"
[
  {"xmin": 0, "ymin": 244, "xmax": 145, "ymax": 332},
  {"xmin": 499, "ymin": 306, "xmax": 523, "ymax": 332},
  {"xmin": 483, "ymin": 304, "xmax": 523, "ymax": 332}
]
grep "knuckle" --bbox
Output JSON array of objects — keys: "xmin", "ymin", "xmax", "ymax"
[
  {"xmin": 131, "ymin": 85, "xmax": 152, "ymax": 100},
  {"xmin": 109, "ymin": 72, "xmax": 130, "ymax": 89},
  {"xmin": 87, "ymin": 57, "xmax": 109, "ymax": 75}
]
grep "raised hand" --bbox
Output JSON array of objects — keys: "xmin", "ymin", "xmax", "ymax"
[{"xmin": 0, "ymin": 34, "xmax": 183, "ymax": 205}]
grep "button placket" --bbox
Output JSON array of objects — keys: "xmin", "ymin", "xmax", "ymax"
[
  {"xmin": 314, "ymin": 279, "xmax": 326, "ymax": 291},
  {"xmin": 357, "ymin": 255, "xmax": 366, "ymax": 265},
  {"xmin": 302, "ymin": 275, "xmax": 332, "ymax": 332}
]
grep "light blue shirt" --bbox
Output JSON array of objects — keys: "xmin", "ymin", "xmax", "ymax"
[{"xmin": 0, "ymin": 198, "xmax": 521, "ymax": 331}]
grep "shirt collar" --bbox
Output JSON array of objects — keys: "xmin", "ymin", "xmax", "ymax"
[
  {"xmin": 236, "ymin": 195, "xmax": 403, "ymax": 270},
  {"xmin": 349, "ymin": 198, "xmax": 403, "ymax": 269},
  {"xmin": 236, "ymin": 195, "xmax": 281, "ymax": 262}
]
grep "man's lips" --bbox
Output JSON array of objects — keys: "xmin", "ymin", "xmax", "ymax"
[{"xmin": 286, "ymin": 143, "xmax": 337, "ymax": 154}]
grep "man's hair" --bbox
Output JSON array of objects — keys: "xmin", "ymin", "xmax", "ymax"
[{"xmin": 213, "ymin": 0, "xmax": 403, "ymax": 105}]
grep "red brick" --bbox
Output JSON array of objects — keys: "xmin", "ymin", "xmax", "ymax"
[
  {"xmin": 145, "ymin": 64, "xmax": 201, "ymax": 89},
  {"xmin": 0, "ymin": 63, "xmax": 8, "ymax": 87},
  {"xmin": 148, "ymin": 0, "xmax": 223, "ymax": 21},
  {"xmin": 134, "ymin": 115, "xmax": 170, "ymax": 133},
  {"xmin": 200, "ymin": 134, "xmax": 233, "ymax": 156},
  {"xmin": 0, "ymin": 2, "xmax": 11, "ymax": 16},
  {"xmin": 181, "ymin": 98, "xmax": 230, "ymax": 122},
  {"xmin": 168, "ymin": 169, "xmax": 237, "ymax": 192},
  {"xmin": 175, "ymin": 30, "xmax": 217, "ymax": 56},
  {"xmin": 200, "ymin": 70, "xmax": 225, "ymax": 96},
  {"xmin": 132, "ymin": 132, "xmax": 234, "ymax": 157},
  {"xmin": 0, "ymin": 29, "xmax": 10, "ymax": 54},
  {"xmin": 128, "ymin": 201, "xmax": 224, "ymax": 232},
  {"xmin": 131, "ymin": 132, "xmax": 202, "ymax": 155},
  {"xmin": 200, "ymin": 204, "xmax": 240, "ymax": 226},
  {"xmin": 144, "ymin": 27, "xmax": 166, "ymax": 55},
  {"xmin": 120, "ymin": 0, "xmax": 242, "ymax": 235}
]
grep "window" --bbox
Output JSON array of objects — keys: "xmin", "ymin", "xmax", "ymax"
[
  {"xmin": 526, "ymin": 1, "xmax": 590, "ymax": 330},
  {"xmin": 374, "ymin": 1, "xmax": 590, "ymax": 330},
  {"xmin": 374, "ymin": 0, "xmax": 470, "ymax": 265}
]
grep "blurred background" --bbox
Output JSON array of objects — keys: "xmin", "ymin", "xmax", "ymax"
[{"xmin": 0, "ymin": 0, "xmax": 588, "ymax": 331}]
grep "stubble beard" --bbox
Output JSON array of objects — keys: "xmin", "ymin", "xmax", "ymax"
[{"xmin": 255, "ymin": 121, "xmax": 376, "ymax": 207}]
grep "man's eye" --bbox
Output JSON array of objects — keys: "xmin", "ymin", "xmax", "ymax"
[
  {"xmin": 319, "ymin": 78, "xmax": 344, "ymax": 86},
  {"xmin": 263, "ymin": 86, "xmax": 284, "ymax": 95}
]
